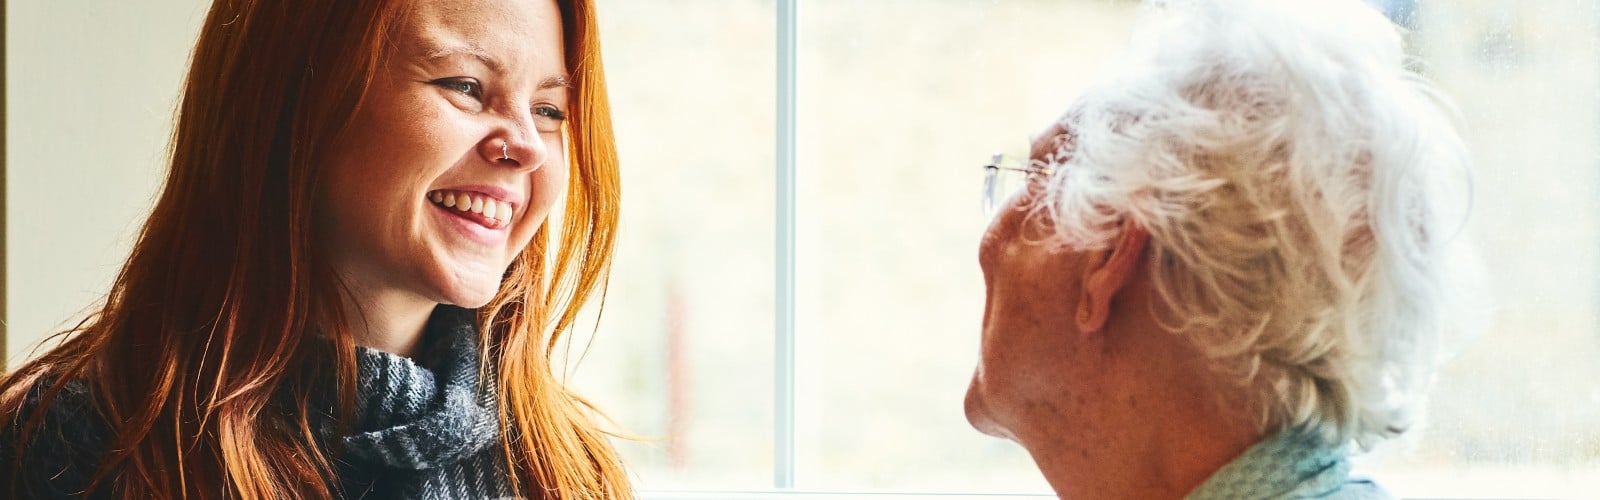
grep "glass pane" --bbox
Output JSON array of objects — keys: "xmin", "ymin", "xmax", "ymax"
[
  {"xmin": 794, "ymin": 0, "xmax": 1141, "ymax": 493},
  {"xmin": 570, "ymin": 0, "xmax": 776, "ymax": 490},
  {"xmin": 1361, "ymin": 0, "xmax": 1600, "ymax": 497}
]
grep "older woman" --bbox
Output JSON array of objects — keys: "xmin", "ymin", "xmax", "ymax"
[
  {"xmin": 964, "ymin": 0, "xmax": 1475, "ymax": 498},
  {"xmin": 1, "ymin": 0, "xmax": 629, "ymax": 498}
]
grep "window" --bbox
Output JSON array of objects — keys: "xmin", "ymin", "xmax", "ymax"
[{"xmin": 572, "ymin": 0, "xmax": 1600, "ymax": 498}]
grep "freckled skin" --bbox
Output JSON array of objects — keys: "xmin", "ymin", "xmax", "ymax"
[
  {"xmin": 964, "ymin": 114, "xmax": 1264, "ymax": 499},
  {"xmin": 315, "ymin": 0, "xmax": 569, "ymax": 356}
]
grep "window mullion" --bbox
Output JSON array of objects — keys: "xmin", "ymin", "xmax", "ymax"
[{"xmin": 773, "ymin": 0, "xmax": 799, "ymax": 490}]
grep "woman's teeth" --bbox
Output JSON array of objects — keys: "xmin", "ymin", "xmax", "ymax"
[{"xmin": 428, "ymin": 190, "xmax": 514, "ymax": 224}]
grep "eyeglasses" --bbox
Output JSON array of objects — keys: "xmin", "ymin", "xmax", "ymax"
[{"xmin": 981, "ymin": 153, "xmax": 1054, "ymax": 215}]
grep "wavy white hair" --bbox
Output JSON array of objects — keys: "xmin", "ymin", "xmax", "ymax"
[{"xmin": 1036, "ymin": 0, "xmax": 1478, "ymax": 448}]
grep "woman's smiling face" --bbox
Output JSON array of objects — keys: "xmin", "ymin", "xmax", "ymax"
[{"xmin": 318, "ymin": 0, "xmax": 568, "ymax": 309}]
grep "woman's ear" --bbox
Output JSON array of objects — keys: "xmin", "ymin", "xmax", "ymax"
[{"xmin": 1076, "ymin": 224, "xmax": 1150, "ymax": 334}]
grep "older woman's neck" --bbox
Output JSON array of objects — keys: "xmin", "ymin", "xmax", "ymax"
[{"xmin": 1029, "ymin": 322, "xmax": 1263, "ymax": 499}]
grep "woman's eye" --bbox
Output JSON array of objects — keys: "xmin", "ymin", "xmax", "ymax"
[
  {"xmin": 432, "ymin": 78, "xmax": 482, "ymax": 100},
  {"xmin": 535, "ymin": 105, "xmax": 567, "ymax": 121}
]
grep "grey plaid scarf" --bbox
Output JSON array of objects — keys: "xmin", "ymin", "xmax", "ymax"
[{"xmin": 332, "ymin": 304, "xmax": 521, "ymax": 499}]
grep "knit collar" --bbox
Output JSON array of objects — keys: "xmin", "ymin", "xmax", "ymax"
[
  {"xmin": 337, "ymin": 305, "xmax": 502, "ymax": 470},
  {"xmin": 1185, "ymin": 430, "xmax": 1387, "ymax": 499}
]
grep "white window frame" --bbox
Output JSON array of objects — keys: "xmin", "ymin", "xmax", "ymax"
[
  {"xmin": 772, "ymin": 0, "xmax": 800, "ymax": 489},
  {"xmin": 635, "ymin": 2, "xmax": 1054, "ymax": 498}
]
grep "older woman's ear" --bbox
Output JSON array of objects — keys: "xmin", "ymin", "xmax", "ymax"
[{"xmin": 1076, "ymin": 225, "xmax": 1150, "ymax": 334}]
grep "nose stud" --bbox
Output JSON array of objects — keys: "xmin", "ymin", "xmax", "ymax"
[{"xmin": 499, "ymin": 142, "xmax": 511, "ymax": 161}]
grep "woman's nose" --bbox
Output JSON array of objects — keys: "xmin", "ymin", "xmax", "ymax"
[{"xmin": 485, "ymin": 133, "xmax": 546, "ymax": 173}]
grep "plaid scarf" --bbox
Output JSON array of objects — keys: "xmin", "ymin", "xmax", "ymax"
[{"xmin": 331, "ymin": 305, "xmax": 521, "ymax": 499}]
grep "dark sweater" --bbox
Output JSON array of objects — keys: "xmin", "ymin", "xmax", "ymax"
[{"xmin": 2, "ymin": 305, "xmax": 521, "ymax": 499}]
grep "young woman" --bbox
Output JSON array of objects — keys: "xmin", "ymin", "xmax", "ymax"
[{"xmin": 0, "ymin": 0, "xmax": 631, "ymax": 498}]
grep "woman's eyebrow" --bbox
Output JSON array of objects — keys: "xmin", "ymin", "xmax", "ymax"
[
  {"xmin": 538, "ymin": 75, "xmax": 571, "ymax": 91},
  {"xmin": 421, "ymin": 40, "xmax": 505, "ymax": 75},
  {"xmin": 420, "ymin": 39, "xmax": 571, "ymax": 91}
]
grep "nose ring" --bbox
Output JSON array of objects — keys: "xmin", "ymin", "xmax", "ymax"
[{"xmin": 499, "ymin": 142, "xmax": 511, "ymax": 161}]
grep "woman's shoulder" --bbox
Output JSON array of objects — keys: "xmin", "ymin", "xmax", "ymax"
[
  {"xmin": 4, "ymin": 370, "xmax": 100, "ymax": 432},
  {"xmin": 1, "ymin": 372, "xmax": 111, "ymax": 498}
]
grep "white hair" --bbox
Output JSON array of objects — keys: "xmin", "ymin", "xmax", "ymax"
[{"xmin": 1036, "ymin": 0, "xmax": 1479, "ymax": 448}]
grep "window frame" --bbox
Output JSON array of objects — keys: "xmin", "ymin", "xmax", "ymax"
[{"xmin": 635, "ymin": 1, "xmax": 1580, "ymax": 498}]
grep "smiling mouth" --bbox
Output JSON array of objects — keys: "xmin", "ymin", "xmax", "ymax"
[{"xmin": 428, "ymin": 189, "xmax": 515, "ymax": 228}]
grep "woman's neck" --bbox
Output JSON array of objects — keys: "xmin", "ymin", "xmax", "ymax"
[{"xmin": 339, "ymin": 284, "xmax": 438, "ymax": 359}]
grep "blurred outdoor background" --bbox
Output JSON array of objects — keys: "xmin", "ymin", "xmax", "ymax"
[{"xmin": 7, "ymin": 0, "xmax": 1599, "ymax": 497}]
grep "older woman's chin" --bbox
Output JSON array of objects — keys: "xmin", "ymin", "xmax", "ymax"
[{"xmin": 964, "ymin": 377, "xmax": 1016, "ymax": 441}]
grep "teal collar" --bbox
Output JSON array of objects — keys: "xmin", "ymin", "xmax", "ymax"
[{"xmin": 1186, "ymin": 430, "xmax": 1390, "ymax": 500}]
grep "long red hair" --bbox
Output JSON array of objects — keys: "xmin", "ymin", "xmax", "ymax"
[{"xmin": 0, "ymin": 0, "xmax": 629, "ymax": 498}]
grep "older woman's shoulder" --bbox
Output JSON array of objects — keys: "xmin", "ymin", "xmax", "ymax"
[{"xmin": 1, "ymin": 373, "xmax": 111, "ymax": 498}]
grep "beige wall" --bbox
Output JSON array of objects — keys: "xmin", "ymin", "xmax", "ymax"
[{"xmin": 5, "ymin": 1, "xmax": 209, "ymax": 364}]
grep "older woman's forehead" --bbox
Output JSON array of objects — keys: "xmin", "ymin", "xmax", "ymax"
[
  {"xmin": 1029, "ymin": 109, "xmax": 1083, "ymax": 166},
  {"xmin": 1028, "ymin": 122, "xmax": 1065, "ymax": 163}
]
